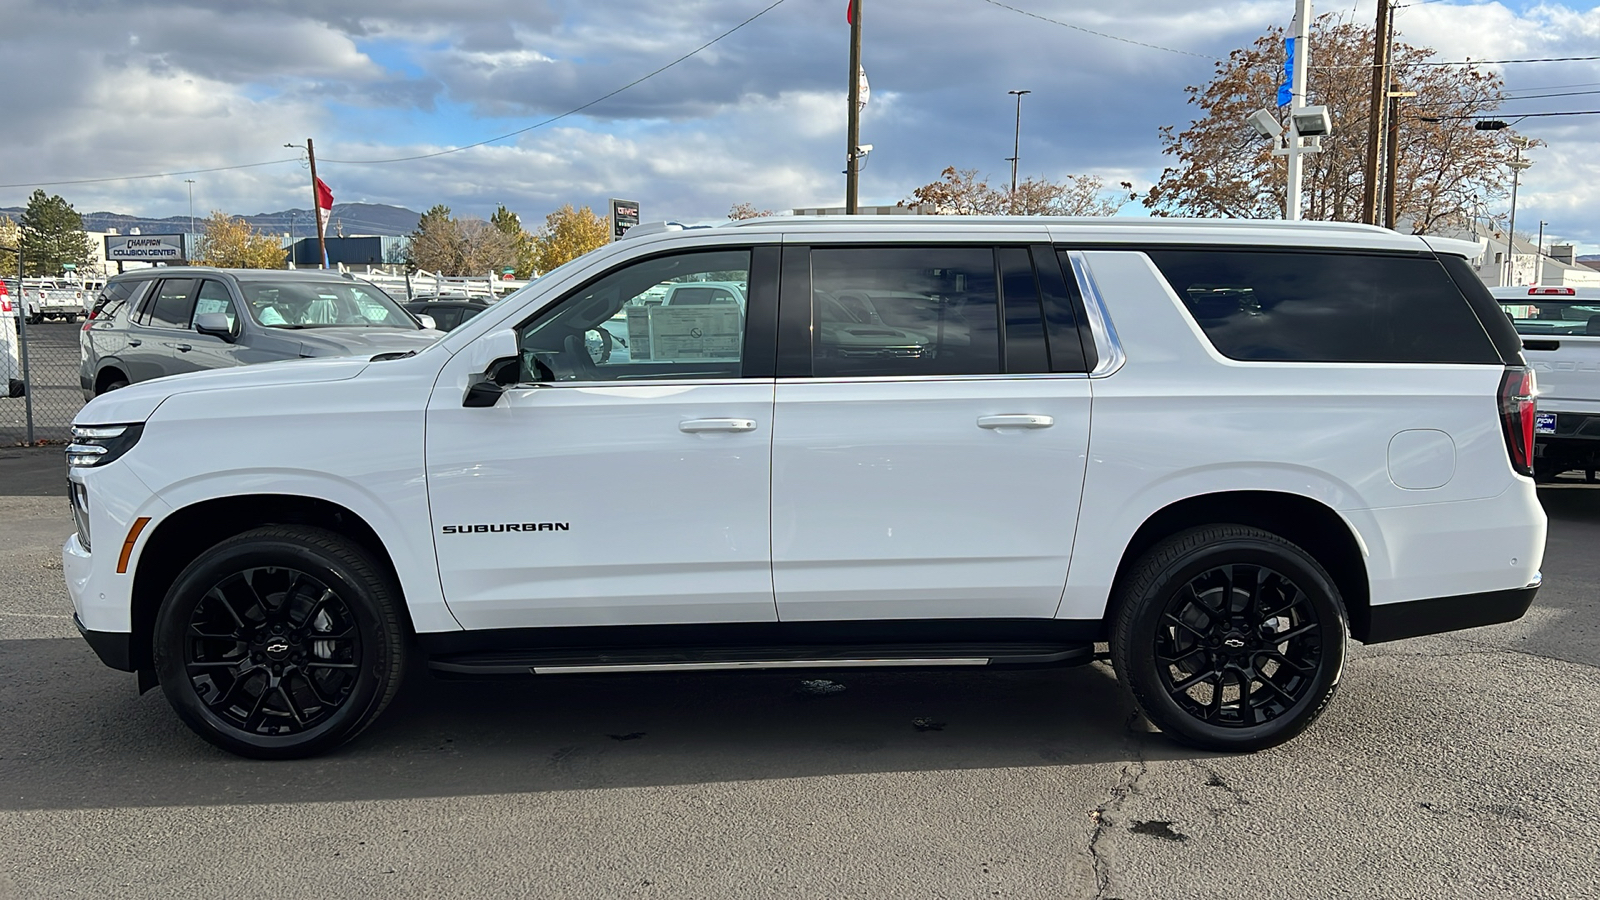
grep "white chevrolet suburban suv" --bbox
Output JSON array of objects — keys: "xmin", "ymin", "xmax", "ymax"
[{"xmin": 62, "ymin": 217, "xmax": 1547, "ymax": 759}]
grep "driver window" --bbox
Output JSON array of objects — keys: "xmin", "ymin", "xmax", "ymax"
[
  {"xmin": 194, "ymin": 280, "xmax": 238, "ymax": 332},
  {"xmin": 517, "ymin": 249, "xmax": 750, "ymax": 383}
]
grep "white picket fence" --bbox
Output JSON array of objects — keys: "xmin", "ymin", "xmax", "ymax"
[{"xmin": 286, "ymin": 262, "xmax": 533, "ymax": 301}]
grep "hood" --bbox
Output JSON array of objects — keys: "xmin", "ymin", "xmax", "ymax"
[
  {"xmin": 292, "ymin": 327, "xmax": 444, "ymax": 357},
  {"xmin": 73, "ymin": 357, "xmax": 372, "ymax": 426}
]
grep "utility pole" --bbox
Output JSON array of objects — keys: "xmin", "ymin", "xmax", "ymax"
[
  {"xmin": 845, "ymin": 0, "xmax": 863, "ymax": 214},
  {"xmin": 1361, "ymin": 0, "xmax": 1394, "ymax": 225},
  {"xmin": 1505, "ymin": 136, "xmax": 1533, "ymax": 286},
  {"xmin": 184, "ymin": 179, "xmax": 196, "ymax": 238},
  {"xmin": 1536, "ymin": 220, "xmax": 1547, "ymax": 285},
  {"xmin": 1006, "ymin": 89, "xmax": 1031, "ymax": 202},
  {"xmin": 307, "ymin": 138, "xmax": 328, "ymax": 269},
  {"xmin": 1382, "ymin": 85, "xmax": 1415, "ymax": 230},
  {"xmin": 1284, "ymin": 0, "xmax": 1313, "ymax": 221}
]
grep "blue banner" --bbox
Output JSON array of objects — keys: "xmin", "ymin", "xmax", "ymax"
[{"xmin": 1278, "ymin": 38, "xmax": 1295, "ymax": 107}]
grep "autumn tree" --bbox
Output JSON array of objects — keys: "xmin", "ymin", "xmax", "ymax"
[
  {"xmin": 193, "ymin": 211, "xmax": 286, "ymax": 268},
  {"xmin": 405, "ymin": 204, "xmax": 461, "ymax": 274},
  {"xmin": 531, "ymin": 205, "xmax": 611, "ymax": 274},
  {"xmin": 455, "ymin": 218, "xmax": 517, "ymax": 275},
  {"xmin": 728, "ymin": 202, "xmax": 776, "ymax": 220},
  {"xmin": 490, "ymin": 204, "xmax": 538, "ymax": 278},
  {"xmin": 0, "ymin": 216, "xmax": 18, "ymax": 278},
  {"xmin": 18, "ymin": 190, "xmax": 94, "ymax": 276},
  {"xmin": 905, "ymin": 167, "xmax": 1133, "ymax": 216},
  {"xmin": 1144, "ymin": 16, "xmax": 1514, "ymax": 231}
]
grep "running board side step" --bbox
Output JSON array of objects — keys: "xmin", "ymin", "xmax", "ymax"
[{"xmin": 428, "ymin": 642, "xmax": 1095, "ymax": 676}]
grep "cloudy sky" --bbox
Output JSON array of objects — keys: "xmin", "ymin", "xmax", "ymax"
[{"xmin": 1, "ymin": 0, "xmax": 1597, "ymax": 251}]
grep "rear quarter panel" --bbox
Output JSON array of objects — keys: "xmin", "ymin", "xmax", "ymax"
[{"xmin": 1060, "ymin": 250, "xmax": 1540, "ymax": 619}]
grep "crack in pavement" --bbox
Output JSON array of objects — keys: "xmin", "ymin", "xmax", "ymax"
[{"xmin": 1087, "ymin": 711, "xmax": 1150, "ymax": 900}]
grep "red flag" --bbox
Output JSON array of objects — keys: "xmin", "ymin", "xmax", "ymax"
[
  {"xmin": 314, "ymin": 177, "xmax": 334, "ymax": 234},
  {"xmin": 846, "ymin": 0, "xmax": 853, "ymax": 24}
]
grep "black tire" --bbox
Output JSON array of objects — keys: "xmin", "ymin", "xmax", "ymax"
[
  {"xmin": 97, "ymin": 376, "xmax": 128, "ymax": 395},
  {"xmin": 1110, "ymin": 525, "xmax": 1347, "ymax": 752},
  {"xmin": 153, "ymin": 526, "xmax": 407, "ymax": 759}
]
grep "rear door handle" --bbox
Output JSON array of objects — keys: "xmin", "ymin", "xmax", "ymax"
[
  {"xmin": 127, "ymin": 339, "xmax": 141, "ymax": 347},
  {"xmin": 679, "ymin": 418, "xmax": 758, "ymax": 434},
  {"xmin": 174, "ymin": 343, "xmax": 192, "ymax": 352},
  {"xmin": 978, "ymin": 414, "xmax": 1054, "ymax": 429}
]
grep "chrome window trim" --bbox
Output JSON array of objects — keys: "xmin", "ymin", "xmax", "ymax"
[
  {"xmin": 1064, "ymin": 250, "xmax": 1127, "ymax": 378},
  {"xmin": 775, "ymin": 373, "xmax": 1088, "ymax": 385}
]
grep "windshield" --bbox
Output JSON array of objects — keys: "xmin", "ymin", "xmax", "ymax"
[
  {"xmin": 238, "ymin": 279, "xmax": 416, "ymax": 329},
  {"xmin": 1497, "ymin": 299, "xmax": 1600, "ymax": 336}
]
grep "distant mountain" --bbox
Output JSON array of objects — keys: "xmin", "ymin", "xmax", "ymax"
[{"xmin": 0, "ymin": 202, "xmax": 421, "ymax": 237}]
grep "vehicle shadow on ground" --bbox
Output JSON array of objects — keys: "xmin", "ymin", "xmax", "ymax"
[{"xmin": 0, "ymin": 637, "xmax": 1206, "ymax": 812}]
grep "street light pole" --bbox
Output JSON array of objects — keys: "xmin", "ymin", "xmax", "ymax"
[
  {"xmin": 1007, "ymin": 89, "xmax": 1031, "ymax": 203},
  {"xmin": 184, "ymin": 179, "xmax": 196, "ymax": 236},
  {"xmin": 1284, "ymin": 0, "xmax": 1313, "ymax": 221},
  {"xmin": 1536, "ymin": 220, "xmax": 1547, "ymax": 286},
  {"xmin": 1506, "ymin": 136, "xmax": 1533, "ymax": 286},
  {"xmin": 845, "ymin": 0, "xmax": 863, "ymax": 215}
]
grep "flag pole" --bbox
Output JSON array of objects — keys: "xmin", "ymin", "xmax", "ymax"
[
  {"xmin": 845, "ymin": 0, "xmax": 862, "ymax": 215},
  {"xmin": 307, "ymin": 137, "xmax": 329, "ymax": 269}
]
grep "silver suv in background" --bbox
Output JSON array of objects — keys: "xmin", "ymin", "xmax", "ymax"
[
  {"xmin": 1493, "ymin": 285, "xmax": 1600, "ymax": 480},
  {"xmin": 81, "ymin": 268, "xmax": 443, "ymax": 398}
]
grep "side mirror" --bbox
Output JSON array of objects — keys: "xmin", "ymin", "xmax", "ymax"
[
  {"xmin": 462, "ymin": 328, "xmax": 522, "ymax": 408},
  {"xmin": 416, "ymin": 314, "xmax": 438, "ymax": 331},
  {"xmin": 195, "ymin": 312, "xmax": 237, "ymax": 343}
]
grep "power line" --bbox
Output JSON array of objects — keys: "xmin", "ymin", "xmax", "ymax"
[
  {"xmin": 320, "ymin": 0, "xmax": 792, "ymax": 165},
  {"xmin": 0, "ymin": 157, "xmax": 299, "ymax": 190},
  {"xmin": 1425, "ymin": 109, "xmax": 1600, "ymax": 121},
  {"xmin": 1498, "ymin": 88, "xmax": 1600, "ymax": 102},
  {"xmin": 1316, "ymin": 54, "xmax": 1600, "ymax": 70},
  {"xmin": 976, "ymin": 0, "xmax": 1210, "ymax": 59},
  {"xmin": 1414, "ymin": 55, "xmax": 1600, "ymax": 66},
  {"xmin": 1503, "ymin": 80, "xmax": 1600, "ymax": 94}
]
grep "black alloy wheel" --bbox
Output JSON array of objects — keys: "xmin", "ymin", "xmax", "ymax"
[
  {"xmin": 154, "ymin": 527, "xmax": 406, "ymax": 759},
  {"xmin": 1111, "ymin": 525, "xmax": 1347, "ymax": 752}
]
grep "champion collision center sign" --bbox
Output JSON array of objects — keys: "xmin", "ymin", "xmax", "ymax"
[{"xmin": 105, "ymin": 234, "xmax": 188, "ymax": 262}]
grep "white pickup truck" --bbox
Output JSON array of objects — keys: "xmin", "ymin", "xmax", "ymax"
[
  {"xmin": 1493, "ymin": 285, "xmax": 1600, "ymax": 480},
  {"xmin": 20, "ymin": 279, "xmax": 90, "ymax": 324}
]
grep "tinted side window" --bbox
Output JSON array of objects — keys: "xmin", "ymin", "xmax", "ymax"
[
  {"xmin": 518, "ymin": 249, "xmax": 751, "ymax": 383},
  {"xmin": 92, "ymin": 282, "xmax": 135, "ymax": 319},
  {"xmin": 194, "ymin": 280, "xmax": 238, "ymax": 332},
  {"xmin": 147, "ymin": 279, "xmax": 198, "ymax": 329},
  {"xmin": 810, "ymin": 246, "xmax": 1000, "ymax": 377},
  {"xmin": 429, "ymin": 307, "xmax": 462, "ymax": 331},
  {"xmin": 1145, "ymin": 250, "xmax": 1500, "ymax": 364},
  {"xmin": 997, "ymin": 247, "xmax": 1049, "ymax": 373}
]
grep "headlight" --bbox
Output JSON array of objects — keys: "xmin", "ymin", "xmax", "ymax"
[
  {"xmin": 69, "ymin": 481, "xmax": 91, "ymax": 550},
  {"xmin": 66, "ymin": 423, "xmax": 144, "ymax": 469}
]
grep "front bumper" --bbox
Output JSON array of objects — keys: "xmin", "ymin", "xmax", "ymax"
[
  {"xmin": 1362, "ymin": 582, "xmax": 1540, "ymax": 644},
  {"xmin": 74, "ymin": 613, "xmax": 135, "ymax": 672}
]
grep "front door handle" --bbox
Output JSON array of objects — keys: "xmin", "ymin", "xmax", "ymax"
[
  {"xmin": 978, "ymin": 414, "xmax": 1054, "ymax": 429},
  {"xmin": 173, "ymin": 343, "xmax": 193, "ymax": 352},
  {"xmin": 127, "ymin": 339, "xmax": 141, "ymax": 347},
  {"xmin": 679, "ymin": 418, "xmax": 758, "ymax": 434}
]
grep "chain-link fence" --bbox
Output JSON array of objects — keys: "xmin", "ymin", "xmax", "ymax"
[{"xmin": 1, "ymin": 305, "xmax": 87, "ymax": 445}]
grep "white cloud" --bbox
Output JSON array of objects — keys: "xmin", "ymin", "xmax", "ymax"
[{"xmin": 1, "ymin": 0, "xmax": 1596, "ymax": 254}]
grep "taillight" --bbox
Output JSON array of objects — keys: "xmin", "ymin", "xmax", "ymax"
[
  {"xmin": 1498, "ymin": 366, "xmax": 1536, "ymax": 476},
  {"xmin": 82, "ymin": 309, "xmax": 97, "ymax": 332}
]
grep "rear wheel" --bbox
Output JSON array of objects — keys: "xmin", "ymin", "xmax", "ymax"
[
  {"xmin": 153, "ymin": 526, "xmax": 406, "ymax": 759},
  {"xmin": 1110, "ymin": 525, "xmax": 1346, "ymax": 752},
  {"xmin": 96, "ymin": 375, "xmax": 127, "ymax": 395}
]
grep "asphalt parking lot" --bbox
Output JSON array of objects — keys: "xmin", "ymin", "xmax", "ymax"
[{"xmin": 2, "ymin": 446, "xmax": 1597, "ymax": 899}]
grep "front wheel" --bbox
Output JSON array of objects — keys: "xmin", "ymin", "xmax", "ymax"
[
  {"xmin": 153, "ymin": 526, "xmax": 407, "ymax": 759},
  {"xmin": 1110, "ymin": 525, "xmax": 1347, "ymax": 752}
]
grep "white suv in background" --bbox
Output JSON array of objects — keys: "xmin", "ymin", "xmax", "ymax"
[{"xmin": 62, "ymin": 217, "xmax": 1546, "ymax": 758}]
